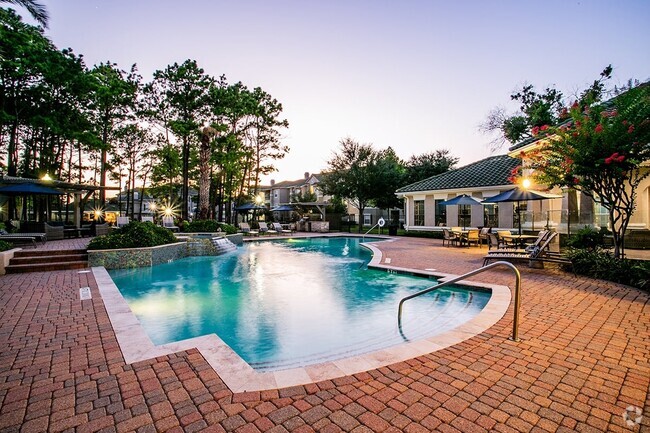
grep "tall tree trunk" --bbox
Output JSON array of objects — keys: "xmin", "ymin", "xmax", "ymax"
[
  {"xmin": 181, "ymin": 137, "xmax": 189, "ymax": 221},
  {"xmin": 100, "ymin": 125, "xmax": 108, "ymax": 207},
  {"xmin": 198, "ymin": 127, "xmax": 216, "ymax": 220}
]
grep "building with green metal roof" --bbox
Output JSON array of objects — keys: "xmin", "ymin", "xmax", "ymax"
[{"xmin": 395, "ymin": 154, "xmax": 566, "ymax": 232}]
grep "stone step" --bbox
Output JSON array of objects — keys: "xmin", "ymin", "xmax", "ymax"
[
  {"xmin": 9, "ymin": 254, "xmax": 88, "ymax": 265},
  {"xmin": 12, "ymin": 249, "xmax": 87, "ymax": 258},
  {"xmin": 5, "ymin": 261, "xmax": 89, "ymax": 274}
]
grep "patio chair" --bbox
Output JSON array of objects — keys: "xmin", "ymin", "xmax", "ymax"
[
  {"xmin": 238, "ymin": 222, "xmax": 259, "ymax": 236},
  {"xmin": 116, "ymin": 216, "xmax": 130, "ymax": 228},
  {"xmin": 487, "ymin": 233, "xmax": 503, "ymax": 250},
  {"xmin": 478, "ymin": 227, "xmax": 490, "ymax": 247},
  {"xmin": 162, "ymin": 216, "xmax": 179, "ymax": 232},
  {"xmin": 442, "ymin": 228, "xmax": 460, "ymax": 247},
  {"xmin": 272, "ymin": 222, "xmax": 293, "ymax": 235},
  {"xmin": 463, "ymin": 229, "xmax": 480, "ymax": 247},
  {"xmin": 141, "ymin": 216, "xmax": 154, "ymax": 223}
]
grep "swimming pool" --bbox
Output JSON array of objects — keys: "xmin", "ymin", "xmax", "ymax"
[{"xmin": 108, "ymin": 237, "xmax": 491, "ymax": 371}]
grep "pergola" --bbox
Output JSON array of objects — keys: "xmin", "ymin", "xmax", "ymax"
[{"xmin": 0, "ymin": 175, "xmax": 119, "ymax": 228}]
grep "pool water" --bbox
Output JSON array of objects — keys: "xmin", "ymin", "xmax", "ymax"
[{"xmin": 109, "ymin": 237, "xmax": 490, "ymax": 371}]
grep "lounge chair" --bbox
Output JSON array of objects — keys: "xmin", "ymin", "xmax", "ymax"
[
  {"xmin": 272, "ymin": 222, "xmax": 293, "ymax": 235},
  {"xmin": 162, "ymin": 216, "xmax": 179, "ymax": 232},
  {"xmin": 0, "ymin": 230, "xmax": 37, "ymax": 248},
  {"xmin": 116, "ymin": 216, "xmax": 130, "ymax": 228},
  {"xmin": 257, "ymin": 221, "xmax": 270, "ymax": 235},
  {"xmin": 487, "ymin": 230, "xmax": 550, "ymax": 255},
  {"xmin": 1, "ymin": 229, "xmax": 46, "ymax": 244},
  {"xmin": 483, "ymin": 232, "xmax": 569, "ymax": 267},
  {"xmin": 238, "ymin": 222, "xmax": 259, "ymax": 236}
]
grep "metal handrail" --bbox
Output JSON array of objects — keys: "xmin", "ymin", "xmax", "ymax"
[
  {"xmin": 397, "ymin": 261, "xmax": 522, "ymax": 341},
  {"xmin": 362, "ymin": 218, "xmax": 385, "ymax": 241}
]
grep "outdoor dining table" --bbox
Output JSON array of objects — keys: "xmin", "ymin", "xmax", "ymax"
[{"xmin": 502, "ymin": 234, "xmax": 538, "ymax": 248}]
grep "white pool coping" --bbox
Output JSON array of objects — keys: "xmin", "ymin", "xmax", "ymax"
[{"xmin": 93, "ymin": 237, "xmax": 511, "ymax": 393}]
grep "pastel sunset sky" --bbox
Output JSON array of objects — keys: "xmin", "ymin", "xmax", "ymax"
[{"xmin": 17, "ymin": 0, "xmax": 650, "ymax": 183}]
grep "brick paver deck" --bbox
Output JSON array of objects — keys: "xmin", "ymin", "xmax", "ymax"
[{"xmin": 1, "ymin": 236, "xmax": 648, "ymax": 432}]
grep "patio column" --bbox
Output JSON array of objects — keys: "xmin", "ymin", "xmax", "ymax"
[{"xmin": 73, "ymin": 193, "xmax": 81, "ymax": 228}]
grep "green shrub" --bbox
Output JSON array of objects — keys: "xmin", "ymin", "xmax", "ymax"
[
  {"xmin": 567, "ymin": 226, "xmax": 606, "ymax": 250},
  {"xmin": 0, "ymin": 240, "xmax": 13, "ymax": 252},
  {"xmin": 182, "ymin": 219, "xmax": 237, "ymax": 234},
  {"xmin": 87, "ymin": 221, "xmax": 177, "ymax": 250},
  {"xmin": 566, "ymin": 248, "xmax": 649, "ymax": 291}
]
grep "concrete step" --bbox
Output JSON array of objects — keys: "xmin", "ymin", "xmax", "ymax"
[
  {"xmin": 9, "ymin": 254, "xmax": 88, "ymax": 265},
  {"xmin": 5, "ymin": 261, "xmax": 88, "ymax": 274}
]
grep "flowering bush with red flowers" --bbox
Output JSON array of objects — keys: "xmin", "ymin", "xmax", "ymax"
[{"xmin": 527, "ymin": 83, "xmax": 650, "ymax": 258}]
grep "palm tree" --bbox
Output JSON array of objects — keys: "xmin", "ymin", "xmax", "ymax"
[{"xmin": 1, "ymin": 0, "xmax": 49, "ymax": 28}]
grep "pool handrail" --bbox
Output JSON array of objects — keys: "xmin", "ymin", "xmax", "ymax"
[{"xmin": 397, "ymin": 261, "xmax": 522, "ymax": 341}]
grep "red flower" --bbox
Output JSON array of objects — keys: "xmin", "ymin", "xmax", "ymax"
[
  {"xmin": 622, "ymin": 120, "xmax": 628, "ymax": 125},
  {"xmin": 605, "ymin": 157, "xmax": 612, "ymax": 165},
  {"xmin": 575, "ymin": 120, "xmax": 582, "ymax": 127},
  {"xmin": 595, "ymin": 124, "xmax": 603, "ymax": 133},
  {"xmin": 617, "ymin": 155, "xmax": 625, "ymax": 163},
  {"xmin": 572, "ymin": 132, "xmax": 579, "ymax": 138},
  {"xmin": 519, "ymin": 151, "xmax": 526, "ymax": 158},
  {"xmin": 571, "ymin": 101, "xmax": 579, "ymax": 109},
  {"xmin": 560, "ymin": 108, "xmax": 568, "ymax": 118},
  {"xmin": 573, "ymin": 177, "xmax": 580, "ymax": 184},
  {"xmin": 531, "ymin": 126, "xmax": 540, "ymax": 136},
  {"xmin": 540, "ymin": 124, "xmax": 549, "ymax": 131},
  {"xmin": 628, "ymin": 125, "xmax": 635, "ymax": 133}
]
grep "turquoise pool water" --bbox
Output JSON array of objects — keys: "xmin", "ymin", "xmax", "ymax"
[{"xmin": 109, "ymin": 237, "xmax": 490, "ymax": 371}]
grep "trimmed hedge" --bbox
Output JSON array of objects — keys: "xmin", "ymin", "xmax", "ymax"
[
  {"xmin": 565, "ymin": 248, "xmax": 649, "ymax": 291},
  {"xmin": 182, "ymin": 219, "xmax": 237, "ymax": 235},
  {"xmin": 88, "ymin": 221, "xmax": 177, "ymax": 250},
  {"xmin": 402, "ymin": 230, "xmax": 444, "ymax": 239}
]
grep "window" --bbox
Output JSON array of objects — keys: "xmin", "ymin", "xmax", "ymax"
[
  {"xmin": 414, "ymin": 200, "xmax": 425, "ymax": 226},
  {"xmin": 484, "ymin": 204, "xmax": 498, "ymax": 227},
  {"xmin": 458, "ymin": 204, "xmax": 471, "ymax": 227},
  {"xmin": 435, "ymin": 199, "xmax": 446, "ymax": 226},
  {"xmin": 364, "ymin": 214, "xmax": 372, "ymax": 226}
]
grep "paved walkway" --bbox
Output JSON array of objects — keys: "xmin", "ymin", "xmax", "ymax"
[{"xmin": 0, "ymin": 236, "xmax": 648, "ymax": 432}]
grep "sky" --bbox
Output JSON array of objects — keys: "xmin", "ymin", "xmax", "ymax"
[{"xmin": 14, "ymin": 0, "xmax": 650, "ymax": 184}]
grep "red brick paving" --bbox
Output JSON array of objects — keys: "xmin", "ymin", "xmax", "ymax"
[{"xmin": 0, "ymin": 236, "xmax": 648, "ymax": 432}]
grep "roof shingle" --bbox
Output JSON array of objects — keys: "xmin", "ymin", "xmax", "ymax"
[{"xmin": 396, "ymin": 154, "xmax": 519, "ymax": 193}]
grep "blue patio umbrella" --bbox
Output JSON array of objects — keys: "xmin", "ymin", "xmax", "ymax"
[
  {"xmin": 439, "ymin": 194, "xmax": 483, "ymax": 229},
  {"xmin": 483, "ymin": 187, "xmax": 562, "ymax": 235},
  {"xmin": 234, "ymin": 202, "xmax": 267, "ymax": 211}
]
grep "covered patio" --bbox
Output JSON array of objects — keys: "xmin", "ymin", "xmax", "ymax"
[{"xmin": 0, "ymin": 175, "xmax": 119, "ymax": 230}]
